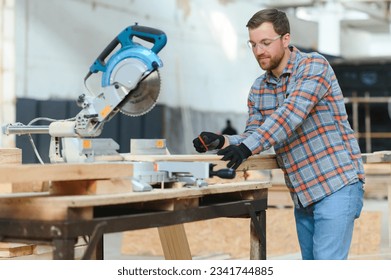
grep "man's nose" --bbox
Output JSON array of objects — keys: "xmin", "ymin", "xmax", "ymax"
[{"xmin": 254, "ymin": 46, "xmax": 265, "ymax": 55}]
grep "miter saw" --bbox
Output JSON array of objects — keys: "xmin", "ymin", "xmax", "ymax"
[
  {"xmin": 3, "ymin": 23, "xmax": 166, "ymax": 163},
  {"xmin": 2, "ymin": 24, "xmax": 236, "ymax": 191}
]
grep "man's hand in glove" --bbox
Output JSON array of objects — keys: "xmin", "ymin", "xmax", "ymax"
[
  {"xmin": 193, "ymin": 132, "xmax": 225, "ymax": 153},
  {"xmin": 217, "ymin": 143, "xmax": 252, "ymax": 170}
]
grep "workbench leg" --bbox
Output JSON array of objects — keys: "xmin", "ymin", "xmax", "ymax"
[
  {"xmin": 52, "ymin": 238, "xmax": 76, "ymax": 260},
  {"xmin": 158, "ymin": 224, "xmax": 192, "ymax": 260},
  {"xmin": 94, "ymin": 236, "xmax": 104, "ymax": 260},
  {"xmin": 250, "ymin": 210, "xmax": 266, "ymax": 260}
]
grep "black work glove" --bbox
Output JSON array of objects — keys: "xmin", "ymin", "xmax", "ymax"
[
  {"xmin": 217, "ymin": 143, "xmax": 252, "ymax": 170},
  {"xmin": 193, "ymin": 131, "xmax": 225, "ymax": 153}
]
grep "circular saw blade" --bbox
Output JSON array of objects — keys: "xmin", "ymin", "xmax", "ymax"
[{"xmin": 119, "ymin": 71, "xmax": 161, "ymax": 117}]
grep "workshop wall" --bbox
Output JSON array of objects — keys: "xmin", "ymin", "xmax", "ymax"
[
  {"xmin": 14, "ymin": 0, "xmax": 262, "ymax": 112},
  {"xmin": 10, "ymin": 0, "xmax": 319, "ymax": 153}
]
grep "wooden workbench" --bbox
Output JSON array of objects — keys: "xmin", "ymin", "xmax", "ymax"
[{"xmin": 0, "ymin": 154, "xmax": 275, "ymax": 260}]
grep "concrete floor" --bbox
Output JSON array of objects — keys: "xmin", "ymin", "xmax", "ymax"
[{"xmin": 102, "ymin": 198, "xmax": 391, "ymax": 260}]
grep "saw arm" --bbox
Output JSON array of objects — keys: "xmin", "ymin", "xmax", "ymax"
[{"xmin": 75, "ymin": 23, "xmax": 167, "ymax": 137}]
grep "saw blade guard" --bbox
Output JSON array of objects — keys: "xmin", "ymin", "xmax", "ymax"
[{"xmin": 87, "ymin": 24, "xmax": 167, "ymax": 86}]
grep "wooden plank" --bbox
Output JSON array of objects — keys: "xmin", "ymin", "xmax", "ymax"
[
  {"xmin": 0, "ymin": 148, "xmax": 21, "ymax": 164},
  {"xmin": 0, "ymin": 148, "xmax": 39, "ymax": 258},
  {"xmin": 0, "ymin": 148, "xmax": 22, "ymax": 193},
  {"xmin": 0, "ymin": 162, "xmax": 133, "ymax": 184},
  {"xmin": 344, "ymin": 97, "xmax": 391, "ymax": 104},
  {"xmin": 362, "ymin": 151, "xmax": 391, "ymax": 164},
  {"xmin": 49, "ymin": 179, "xmax": 132, "ymax": 195},
  {"xmin": 0, "ymin": 242, "xmax": 36, "ymax": 258},
  {"xmin": 158, "ymin": 225, "xmax": 192, "ymax": 260},
  {"xmin": 364, "ymin": 163, "xmax": 391, "ymax": 175},
  {"xmin": 50, "ymin": 180, "xmax": 98, "ymax": 195},
  {"xmin": 123, "ymin": 153, "xmax": 279, "ymax": 171},
  {"xmin": 0, "ymin": 154, "xmax": 276, "ymax": 185}
]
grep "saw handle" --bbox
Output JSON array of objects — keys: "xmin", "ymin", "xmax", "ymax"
[
  {"xmin": 209, "ymin": 164, "xmax": 236, "ymax": 179},
  {"xmin": 129, "ymin": 25, "xmax": 167, "ymax": 54},
  {"xmin": 90, "ymin": 24, "xmax": 166, "ymax": 74}
]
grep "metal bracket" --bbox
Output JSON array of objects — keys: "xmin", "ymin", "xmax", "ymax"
[{"xmin": 81, "ymin": 221, "xmax": 107, "ymax": 260}]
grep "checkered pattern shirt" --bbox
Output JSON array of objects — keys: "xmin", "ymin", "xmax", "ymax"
[{"xmin": 227, "ymin": 46, "xmax": 365, "ymax": 207}]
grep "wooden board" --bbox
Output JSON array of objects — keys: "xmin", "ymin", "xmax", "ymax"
[
  {"xmin": 123, "ymin": 153, "xmax": 279, "ymax": 171},
  {"xmin": 362, "ymin": 151, "xmax": 391, "ymax": 164},
  {"xmin": 0, "ymin": 148, "xmax": 22, "ymax": 164},
  {"xmin": 0, "ymin": 162, "xmax": 134, "ymax": 184},
  {"xmin": 0, "ymin": 242, "xmax": 36, "ymax": 258},
  {"xmin": 0, "ymin": 148, "xmax": 22, "ymax": 193},
  {"xmin": 158, "ymin": 225, "xmax": 192, "ymax": 260}
]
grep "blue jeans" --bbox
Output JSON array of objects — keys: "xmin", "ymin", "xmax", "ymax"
[{"xmin": 294, "ymin": 180, "xmax": 364, "ymax": 260}]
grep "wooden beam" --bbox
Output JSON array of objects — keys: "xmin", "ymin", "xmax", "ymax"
[{"xmin": 0, "ymin": 162, "xmax": 133, "ymax": 184}]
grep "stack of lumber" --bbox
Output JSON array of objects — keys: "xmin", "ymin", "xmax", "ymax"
[
  {"xmin": 0, "ymin": 148, "xmax": 43, "ymax": 259},
  {"xmin": 362, "ymin": 151, "xmax": 391, "ymax": 199}
]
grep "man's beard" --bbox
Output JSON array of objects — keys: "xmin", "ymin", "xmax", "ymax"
[{"xmin": 257, "ymin": 50, "xmax": 284, "ymax": 72}]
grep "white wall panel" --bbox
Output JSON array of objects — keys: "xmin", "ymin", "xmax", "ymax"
[{"xmin": 15, "ymin": 0, "xmax": 269, "ymax": 113}]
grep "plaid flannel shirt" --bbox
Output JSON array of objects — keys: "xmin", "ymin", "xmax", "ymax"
[{"xmin": 227, "ymin": 46, "xmax": 365, "ymax": 207}]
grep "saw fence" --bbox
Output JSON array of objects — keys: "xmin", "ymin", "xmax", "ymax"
[{"xmin": 0, "ymin": 149, "xmax": 276, "ymax": 260}]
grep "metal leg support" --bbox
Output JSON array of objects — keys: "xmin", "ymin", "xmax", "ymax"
[
  {"xmin": 53, "ymin": 238, "xmax": 76, "ymax": 260},
  {"xmin": 82, "ymin": 221, "xmax": 107, "ymax": 260},
  {"xmin": 246, "ymin": 202, "xmax": 266, "ymax": 260}
]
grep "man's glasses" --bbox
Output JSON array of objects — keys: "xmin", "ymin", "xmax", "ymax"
[{"xmin": 247, "ymin": 35, "xmax": 282, "ymax": 50}]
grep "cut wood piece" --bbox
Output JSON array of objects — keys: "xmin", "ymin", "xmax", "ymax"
[
  {"xmin": 1, "ymin": 181, "xmax": 48, "ymax": 194},
  {"xmin": 11, "ymin": 181, "xmax": 49, "ymax": 193},
  {"xmin": 158, "ymin": 224, "xmax": 192, "ymax": 260},
  {"xmin": 51, "ymin": 179, "xmax": 132, "ymax": 195},
  {"xmin": 0, "ymin": 242, "xmax": 36, "ymax": 258},
  {"xmin": 50, "ymin": 180, "xmax": 98, "ymax": 195},
  {"xmin": 0, "ymin": 148, "xmax": 22, "ymax": 164}
]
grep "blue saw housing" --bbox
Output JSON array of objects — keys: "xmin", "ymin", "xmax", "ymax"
[{"xmin": 87, "ymin": 24, "xmax": 167, "ymax": 87}]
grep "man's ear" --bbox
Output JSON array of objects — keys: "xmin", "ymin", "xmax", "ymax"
[{"xmin": 283, "ymin": 33, "xmax": 291, "ymax": 47}]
